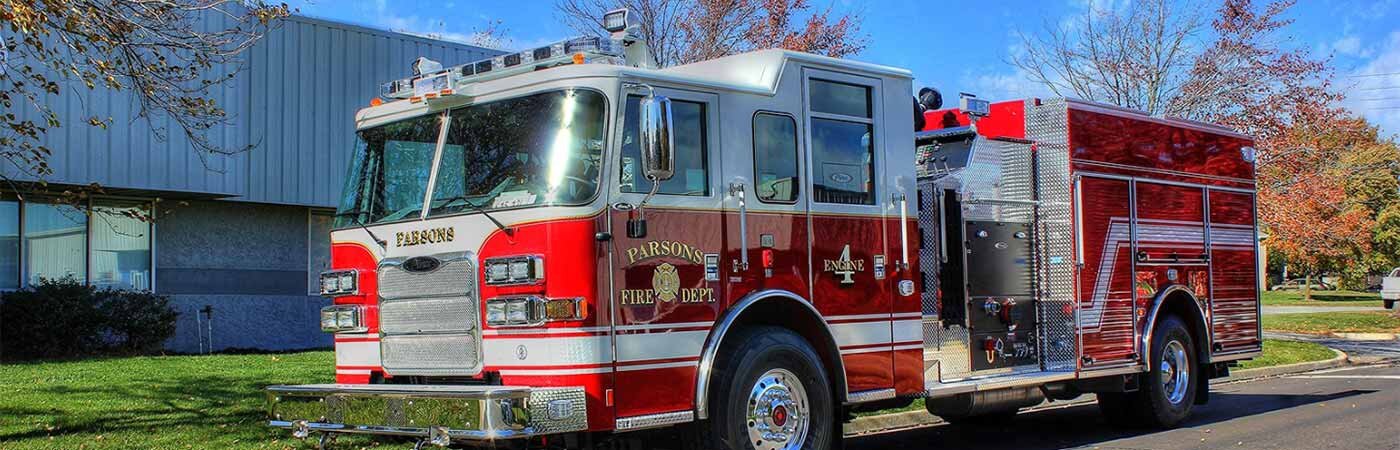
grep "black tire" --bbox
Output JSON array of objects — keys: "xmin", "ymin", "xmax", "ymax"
[
  {"xmin": 1098, "ymin": 315, "xmax": 1199, "ymax": 428},
  {"xmin": 703, "ymin": 326, "xmax": 834, "ymax": 450}
]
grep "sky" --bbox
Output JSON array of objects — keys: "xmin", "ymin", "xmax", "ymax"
[{"xmin": 289, "ymin": 0, "xmax": 1400, "ymax": 137}]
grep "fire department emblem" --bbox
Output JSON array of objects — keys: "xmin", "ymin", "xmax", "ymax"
[{"xmin": 652, "ymin": 263, "xmax": 680, "ymax": 302}]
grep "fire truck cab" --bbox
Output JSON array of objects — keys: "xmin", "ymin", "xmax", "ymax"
[{"xmin": 268, "ymin": 10, "xmax": 1262, "ymax": 449}]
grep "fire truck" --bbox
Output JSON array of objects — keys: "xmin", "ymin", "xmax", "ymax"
[{"xmin": 268, "ymin": 10, "xmax": 1262, "ymax": 449}]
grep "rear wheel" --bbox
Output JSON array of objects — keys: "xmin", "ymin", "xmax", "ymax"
[
  {"xmin": 705, "ymin": 326, "xmax": 834, "ymax": 450},
  {"xmin": 1097, "ymin": 315, "xmax": 1198, "ymax": 428}
]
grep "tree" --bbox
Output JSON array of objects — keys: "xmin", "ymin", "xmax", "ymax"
[
  {"xmin": 0, "ymin": 0, "xmax": 290, "ymax": 207},
  {"xmin": 556, "ymin": 0, "xmax": 866, "ymax": 68}
]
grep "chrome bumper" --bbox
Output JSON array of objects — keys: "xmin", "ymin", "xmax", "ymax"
[{"xmin": 266, "ymin": 384, "xmax": 588, "ymax": 442}]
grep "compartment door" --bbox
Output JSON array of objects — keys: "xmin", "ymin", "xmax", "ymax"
[
  {"xmin": 1076, "ymin": 176, "xmax": 1137, "ymax": 367},
  {"xmin": 1207, "ymin": 190, "xmax": 1261, "ymax": 354}
]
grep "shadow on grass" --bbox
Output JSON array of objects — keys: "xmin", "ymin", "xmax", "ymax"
[{"xmin": 0, "ymin": 373, "xmax": 290, "ymax": 445}]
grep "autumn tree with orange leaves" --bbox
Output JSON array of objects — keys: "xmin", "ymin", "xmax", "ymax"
[{"xmin": 556, "ymin": 0, "xmax": 866, "ymax": 68}]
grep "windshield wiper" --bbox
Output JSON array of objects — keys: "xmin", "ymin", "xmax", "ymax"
[
  {"xmin": 334, "ymin": 212, "xmax": 388, "ymax": 249},
  {"xmin": 435, "ymin": 196, "xmax": 514, "ymax": 237}
]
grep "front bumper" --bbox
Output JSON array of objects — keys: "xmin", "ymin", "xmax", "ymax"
[{"xmin": 266, "ymin": 384, "xmax": 588, "ymax": 443}]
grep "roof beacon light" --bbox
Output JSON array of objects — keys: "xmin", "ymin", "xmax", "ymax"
[
  {"xmin": 378, "ymin": 36, "xmax": 624, "ymax": 102},
  {"xmin": 603, "ymin": 9, "xmax": 629, "ymax": 33}
]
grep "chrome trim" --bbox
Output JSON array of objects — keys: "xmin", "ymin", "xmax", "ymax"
[
  {"xmin": 320, "ymin": 304, "xmax": 369, "ymax": 334},
  {"xmin": 266, "ymin": 384, "xmax": 588, "ymax": 442},
  {"xmin": 319, "ymin": 268, "xmax": 362, "ymax": 297},
  {"xmin": 1076, "ymin": 171, "xmax": 1256, "ymax": 194},
  {"xmin": 924, "ymin": 372, "xmax": 1077, "ymax": 398},
  {"xmin": 485, "ymin": 295, "xmax": 548, "ymax": 327},
  {"xmin": 615, "ymin": 410, "xmax": 694, "ymax": 432},
  {"xmin": 482, "ymin": 255, "xmax": 546, "ymax": 286},
  {"xmin": 730, "ymin": 181, "xmax": 750, "ymax": 271},
  {"xmin": 846, "ymin": 388, "xmax": 896, "ymax": 403},
  {"xmin": 694, "ymin": 289, "xmax": 846, "ymax": 420},
  {"xmin": 1139, "ymin": 285, "xmax": 1213, "ymax": 363},
  {"xmin": 1210, "ymin": 350, "xmax": 1263, "ymax": 363},
  {"xmin": 1078, "ymin": 364, "xmax": 1146, "ymax": 378}
]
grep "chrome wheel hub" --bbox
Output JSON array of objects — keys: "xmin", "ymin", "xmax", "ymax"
[
  {"xmin": 746, "ymin": 368, "xmax": 810, "ymax": 450},
  {"xmin": 1161, "ymin": 340, "xmax": 1190, "ymax": 405}
]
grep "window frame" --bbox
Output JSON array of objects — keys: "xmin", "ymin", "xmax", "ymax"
[
  {"xmin": 618, "ymin": 93, "xmax": 713, "ymax": 197},
  {"xmin": 307, "ymin": 209, "xmax": 335, "ymax": 295},
  {"xmin": 0, "ymin": 195, "xmax": 156, "ymax": 292},
  {"xmin": 804, "ymin": 73, "xmax": 881, "ymax": 208},
  {"xmin": 752, "ymin": 111, "xmax": 802, "ymax": 205}
]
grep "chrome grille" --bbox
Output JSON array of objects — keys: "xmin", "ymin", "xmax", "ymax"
[
  {"xmin": 378, "ymin": 251, "xmax": 482, "ymax": 376},
  {"xmin": 379, "ymin": 253, "xmax": 477, "ymax": 299},
  {"xmin": 381, "ymin": 334, "xmax": 481, "ymax": 375},
  {"xmin": 380, "ymin": 296, "xmax": 477, "ymax": 334}
]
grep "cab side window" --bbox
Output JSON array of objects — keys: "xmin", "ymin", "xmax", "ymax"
[
  {"xmin": 620, "ymin": 95, "xmax": 709, "ymax": 196},
  {"xmin": 809, "ymin": 79, "xmax": 875, "ymax": 205},
  {"xmin": 753, "ymin": 113, "xmax": 799, "ymax": 203}
]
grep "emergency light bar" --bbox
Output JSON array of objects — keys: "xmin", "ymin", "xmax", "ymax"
[{"xmin": 380, "ymin": 36, "xmax": 624, "ymax": 102}]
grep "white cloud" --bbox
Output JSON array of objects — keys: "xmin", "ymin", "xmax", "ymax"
[
  {"xmin": 1332, "ymin": 35, "xmax": 1373, "ymax": 58},
  {"xmin": 1341, "ymin": 31, "xmax": 1400, "ymax": 140}
]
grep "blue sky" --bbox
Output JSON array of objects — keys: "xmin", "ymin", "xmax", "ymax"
[{"xmin": 290, "ymin": 0, "xmax": 1400, "ymax": 137}]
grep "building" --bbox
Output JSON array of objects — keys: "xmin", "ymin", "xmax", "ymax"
[{"xmin": 3, "ymin": 15, "xmax": 499, "ymax": 352}]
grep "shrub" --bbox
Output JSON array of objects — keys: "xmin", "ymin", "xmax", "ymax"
[
  {"xmin": 0, "ymin": 278, "xmax": 178, "ymax": 361},
  {"xmin": 100, "ymin": 290, "xmax": 178, "ymax": 355}
]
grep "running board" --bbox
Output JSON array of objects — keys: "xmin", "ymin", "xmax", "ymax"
[{"xmin": 925, "ymin": 371, "xmax": 1077, "ymax": 398}]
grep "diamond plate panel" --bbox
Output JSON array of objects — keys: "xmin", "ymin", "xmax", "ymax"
[
  {"xmin": 527, "ymin": 388, "xmax": 589, "ymax": 434},
  {"xmin": 960, "ymin": 138, "xmax": 1034, "ymax": 222},
  {"xmin": 1027, "ymin": 99, "xmax": 1078, "ymax": 372}
]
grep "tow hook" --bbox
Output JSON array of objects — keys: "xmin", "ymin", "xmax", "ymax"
[{"xmin": 412, "ymin": 426, "xmax": 452, "ymax": 449}]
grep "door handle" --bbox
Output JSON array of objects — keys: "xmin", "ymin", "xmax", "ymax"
[{"xmin": 729, "ymin": 182, "xmax": 749, "ymax": 272}]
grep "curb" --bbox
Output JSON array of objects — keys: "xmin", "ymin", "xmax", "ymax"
[{"xmin": 843, "ymin": 347, "xmax": 1350, "ymax": 437}]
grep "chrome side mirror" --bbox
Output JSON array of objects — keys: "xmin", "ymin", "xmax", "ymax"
[{"xmin": 639, "ymin": 95, "xmax": 675, "ymax": 182}]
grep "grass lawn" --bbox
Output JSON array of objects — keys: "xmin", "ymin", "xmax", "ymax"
[
  {"xmin": 0, "ymin": 337, "xmax": 1346, "ymax": 448},
  {"xmin": 1262, "ymin": 311, "xmax": 1400, "ymax": 335},
  {"xmin": 0, "ymin": 351, "xmax": 370, "ymax": 450},
  {"xmin": 1260, "ymin": 289, "xmax": 1383, "ymax": 307},
  {"xmin": 1236, "ymin": 339, "xmax": 1336, "ymax": 370}
]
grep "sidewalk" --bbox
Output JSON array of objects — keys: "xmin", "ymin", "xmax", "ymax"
[{"xmin": 1263, "ymin": 305, "xmax": 1386, "ymax": 315}]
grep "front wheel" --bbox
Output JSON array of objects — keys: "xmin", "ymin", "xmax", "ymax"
[
  {"xmin": 1097, "ymin": 315, "xmax": 1198, "ymax": 428},
  {"xmin": 705, "ymin": 326, "xmax": 834, "ymax": 450}
]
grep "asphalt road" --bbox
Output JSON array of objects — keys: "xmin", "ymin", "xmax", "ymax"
[{"xmin": 848, "ymin": 361, "xmax": 1400, "ymax": 450}]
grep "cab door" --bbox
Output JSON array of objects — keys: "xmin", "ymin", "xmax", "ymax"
[
  {"xmin": 606, "ymin": 88, "xmax": 723, "ymax": 419},
  {"xmin": 802, "ymin": 70, "xmax": 893, "ymax": 393}
]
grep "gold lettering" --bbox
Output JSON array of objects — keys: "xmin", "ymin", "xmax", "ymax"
[{"xmin": 626, "ymin": 247, "xmax": 639, "ymax": 265}]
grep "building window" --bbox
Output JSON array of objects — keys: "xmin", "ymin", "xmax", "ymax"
[
  {"xmin": 0, "ymin": 198, "xmax": 154, "ymax": 291},
  {"xmin": 24, "ymin": 202, "xmax": 88, "ymax": 285},
  {"xmin": 90, "ymin": 201, "xmax": 152, "ymax": 291},
  {"xmin": 753, "ymin": 113, "xmax": 800, "ymax": 203},
  {"xmin": 0, "ymin": 200, "xmax": 18, "ymax": 290},
  {"xmin": 307, "ymin": 211, "xmax": 333, "ymax": 295},
  {"xmin": 620, "ymin": 95, "xmax": 710, "ymax": 196}
]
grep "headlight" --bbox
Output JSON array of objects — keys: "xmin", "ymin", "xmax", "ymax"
[
  {"xmin": 319, "ymin": 269, "xmax": 359, "ymax": 297},
  {"xmin": 486, "ymin": 301, "xmax": 507, "ymax": 325},
  {"xmin": 485, "ymin": 296, "xmax": 582, "ymax": 327},
  {"xmin": 483, "ymin": 256, "xmax": 543, "ymax": 285},
  {"xmin": 320, "ymin": 305, "xmax": 366, "ymax": 333}
]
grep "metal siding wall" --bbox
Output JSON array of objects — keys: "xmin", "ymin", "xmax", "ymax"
[
  {"xmin": 6, "ymin": 15, "xmax": 498, "ymax": 207},
  {"xmin": 241, "ymin": 17, "xmax": 500, "ymax": 207}
]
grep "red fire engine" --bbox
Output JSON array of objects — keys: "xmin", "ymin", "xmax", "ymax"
[{"xmin": 268, "ymin": 10, "xmax": 1262, "ymax": 449}]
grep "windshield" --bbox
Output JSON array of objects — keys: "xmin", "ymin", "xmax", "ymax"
[{"xmin": 335, "ymin": 89, "xmax": 607, "ymax": 227}]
